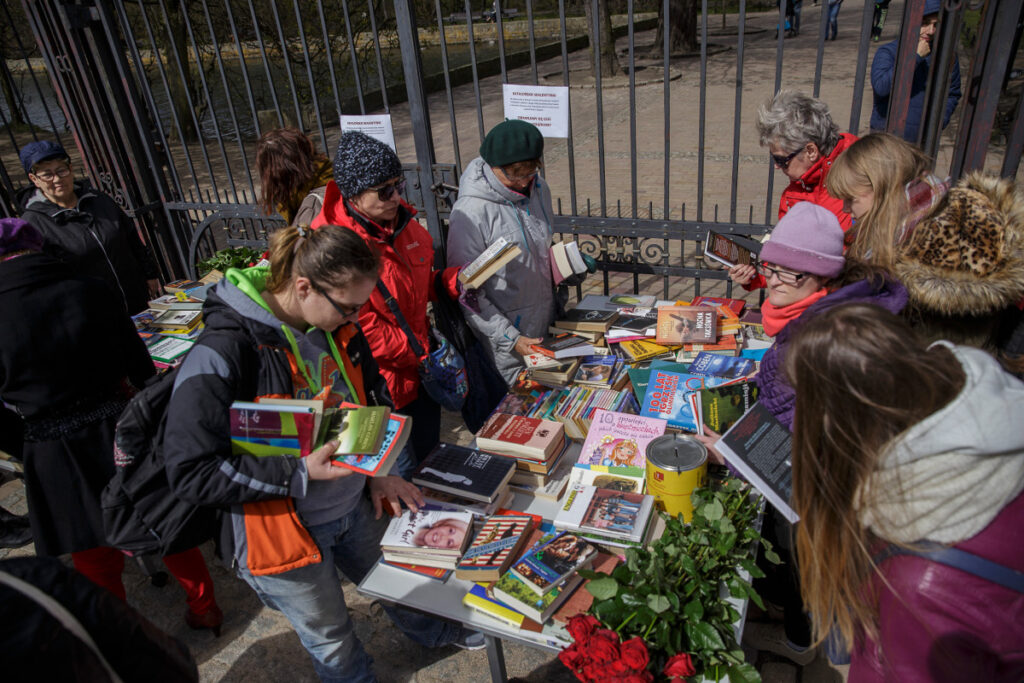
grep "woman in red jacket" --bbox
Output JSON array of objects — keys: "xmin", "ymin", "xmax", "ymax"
[
  {"xmin": 312, "ymin": 132, "xmax": 458, "ymax": 476},
  {"xmin": 787, "ymin": 303, "xmax": 1024, "ymax": 681}
]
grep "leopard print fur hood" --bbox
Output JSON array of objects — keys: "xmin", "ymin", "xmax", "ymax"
[{"xmin": 896, "ymin": 171, "xmax": 1024, "ymax": 316}]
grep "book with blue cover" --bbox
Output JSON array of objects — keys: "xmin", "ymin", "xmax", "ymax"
[
  {"xmin": 687, "ymin": 352, "xmax": 756, "ymax": 380},
  {"xmin": 638, "ymin": 368, "xmax": 732, "ymax": 431},
  {"xmin": 509, "ymin": 531, "xmax": 595, "ymax": 596}
]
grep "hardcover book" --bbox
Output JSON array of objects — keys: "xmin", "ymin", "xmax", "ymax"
[
  {"xmin": 575, "ymin": 408, "xmax": 668, "ymax": 476},
  {"xmin": 567, "ymin": 465, "xmax": 646, "ymax": 494},
  {"xmin": 550, "ymin": 551, "xmax": 620, "ymax": 624},
  {"xmin": 380, "ymin": 507, "xmax": 474, "ymax": 555},
  {"xmin": 380, "ymin": 558, "xmax": 451, "ymax": 581},
  {"xmin": 455, "ymin": 514, "xmax": 536, "ymax": 582},
  {"xmin": 639, "ymin": 368, "xmax": 730, "ymax": 432},
  {"xmin": 145, "ymin": 335, "xmax": 193, "ymax": 363},
  {"xmin": 228, "ymin": 401, "xmax": 318, "ymax": 457},
  {"xmin": 475, "ymin": 413, "xmax": 565, "ymax": 462},
  {"xmin": 530, "ymin": 332, "xmax": 594, "ymax": 359},
  {"xmin": 333, "ymin": 405, "xmax": 391, "ymax": 455},
  {"xmin": 571, "ymin": 355, "xmax": 620, "ymax": 387},
  {"xmin": 690, "ymin": 295, "xmax": 745, "ymax": 317},
  {"xmin": 412, "ymin": 443, "xmax": 517, "ymax": 503},
  {"xmin": 553, "ymin": 308, "xmax": 620, "ymax": 334},
  {"xmin": 616, "ymin": 338, "xmax": 676, "ymax": 363},
  {"xmin": 554, "ymin": 485, "xmax": 655, "ymax": 544},
  {"xmin": 492, "ymin": 566, "xmax": 584, "ymax": 623},
  {"xmin": 462, "ymin": 583, "xmax": 544, "ymax": 632},
  {"xmin": 704, "ymin": 230, "xmax": 756, "ymax": 268},
  {"xmin": 655, "ymin": 305, "xmax": 717, "ymax": 345},
  {"xmin": 715, "ymin": 402, "xmax": 797, "ymax": 523},
  {"xmin": 699, "ymin": 381, "xmax": 760, "ymax": 434},
  {"xmin": 509, "ymin": 531, "xmax": 596, "ymax": 596},
  {"xmin": 687, "ymin": 352, "xmax": 756, "ymax": 380}
]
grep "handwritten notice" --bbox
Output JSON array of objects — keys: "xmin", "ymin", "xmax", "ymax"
[
  {"xmin": 339, "ymin": 114, "xmax": 396, "ymax": 151},
  {"xmin": 502, "ymin": 84, "xmax": 570, "ymax": 138}
]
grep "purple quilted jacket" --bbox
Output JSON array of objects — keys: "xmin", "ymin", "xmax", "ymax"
[{"xmin": 755, "ymin": 278, "xmax": 909, "ymax": 430}]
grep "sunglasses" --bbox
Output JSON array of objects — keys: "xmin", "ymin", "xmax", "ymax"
[
  {"xmin": 314, "ymin": 285, "xmax": 362, "ymax": 319},
  {"xmin": 770, "ymin": 148, "xmax": 803, "ymax": 170},
  {"xmin": 757, "ymin": 263, "xmax": 808, "ymax": 285},
  {"xmin": 501, "ymin": 165, "xmax": 540, "ymax": 182},
  {"xmin": 370, "ymin": 179, "xmax": 406, "ymax": 201}
]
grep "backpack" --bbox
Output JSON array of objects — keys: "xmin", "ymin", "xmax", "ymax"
[{"xmin": 101, "ymin": 367, "xmax": 217, "ymax": 557}]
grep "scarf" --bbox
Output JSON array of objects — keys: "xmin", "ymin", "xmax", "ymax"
[{"xmin": 760, "ymin": 288, "xmax": 828, "ymax": 337}]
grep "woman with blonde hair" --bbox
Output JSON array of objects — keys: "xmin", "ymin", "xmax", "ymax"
[
  {"xmin": 825, "ymin": 132, "xmax": 941, "ymax": 270},
  {"xmin": 164, "ymin": 223, "xmax": 481, "ymax": 681},
  {"xmin": 786, "ymin": 303, "xmax": 1024, "ymax": 680}
]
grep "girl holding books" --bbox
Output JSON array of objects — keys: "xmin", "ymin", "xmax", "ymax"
[
  {"xmin": 0, "ymin": 218, "xmax": 222, "ymax": 634},
  {"xmin": 786, "ymin": 303, "xmax": 1024, "ymax": 680},
  {"xmin": 164, "ymin": 224, "xmax": 481, "ymax": 682},
  {"xmin": 826, "ymin": 134, "xmax": 1024, "ymax": 370}
]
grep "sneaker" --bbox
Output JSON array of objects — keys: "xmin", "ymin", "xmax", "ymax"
[
  {"xmin": 452, "ymin": 627, "xmax": 487, "ymax": 650},
  {"xmin": 742, "ymin": 622, "xmax": 816, "ymax": 666}
]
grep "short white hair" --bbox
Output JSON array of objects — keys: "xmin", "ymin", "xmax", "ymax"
[{"xmin": 757, "ymin": 90, "xmax": 840, "ymax": 156}]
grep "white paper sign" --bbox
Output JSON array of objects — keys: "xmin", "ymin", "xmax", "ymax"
[
  {"xmin": 502, "ymin": 84, "xmax": 570, "ymax": 138},
  {"xmin": 339, "ymin": 114, "xmax": 396, "ymax": 151}
]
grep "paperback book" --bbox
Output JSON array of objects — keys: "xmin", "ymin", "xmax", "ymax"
[
  {"xmin": 333, "ymin": 405, "xmax": 391, "ymax": 455},
  {"xmin": 554, "ymin": 485, "xmax": 655, "ymax": 545},
  {"xmin": 567, "ymin": 465, "xmax": 646, "ymax": 494},
  {"xmin": 475, "ymin": 413, "xmax": 565, "ymax": 462},
  {"xmin": 639, "ymin": 368, "xmax": 731, "ymax": 432},
  {"xmin": 704, "ymin": 230, "xmax": 756, "ymax": 268},
  {"xmin": 380, "ymin": 508, "xmax": 474, "ymax": 557},
  {"xmin": 413, "ymin": 443, "xmax": 517, "ymax": 503},
  {"xmin": 575, "ymin": 408, "xmax": 667, "ymax": 477},
  {"xmin": 455, "ymin": 514, "xmax": 536, "ymax": 582},
  {"xmin": 553, "ymin": 308, "xmax": 620, "ymax": 334},
  {"xmin": 228, "ymin": 401, "xmax": 318, "ymax": 457},
  {"xmin": 509, "ymin": 531, "xmax": 596, "ymax": 596},
  {"xmin": 460, "ymin": 237, "xmax": 523, "ymax": 290},
  {"xmin": 462, "ymin": 583, "xmax": 544, "ymax": 632},
  {"xmin": 715, "ymin": 402, "xmax": 798, "ymax": 523},
  {"xmin": 655, "ymin": 305, "xmax": 717, "ymax": 345},
  {"xmin": 699, "ymin": 381, "xmax": 760, "ymax": 434},
  {"xmin": 330, "ymin": 412, "xmax": 411, "ymax": 477},
  {"xmin": 687, "ymin": 352, "xmax": 756, "ymax": 380},
  {"xmin": 571, "ymin": 355, "xmax": 620, "ymax": 388}
]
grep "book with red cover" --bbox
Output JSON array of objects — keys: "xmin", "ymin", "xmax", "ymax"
[
  {"xmin": 455, "ymin": 513, "xmax": 536, "ymax": 582},
  {"xmin": 380, "ymin": 558, "xmax": 451, "ymax": 581},
  {"xmin": 691, "ymin": 295, "xmax": 745, "ymax": 317},
  {"xmin": 475, "ymin": 413, "xmax": 565, "ymax": 462},
  {"xmin": 551, "ymin": 551, "xmax": 620, "ymax": 623}
]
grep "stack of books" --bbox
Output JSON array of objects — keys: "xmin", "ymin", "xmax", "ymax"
[
  {"xmin": 454, "ymin": 513, "xmax": 538, "ymax": 582},
  {"xmin": 638, "ymin": 365, "xmax": 747, "ymax": 432},
  {"xmin": 459, "ymin": 236, "xmax": 522, "ymax": 290},
  {"xmin": 549, "ymin": 240, "xmax": 590, "ymax": 286},
  {"xmin": 569, "ymin": 409, "xmax": 668, "ymax": 493},
  {"xmin": 475, "ymin": 413, "xmax": 573, "ymax": 500},
  {"xmin": 380, "ymin": 508, "xmax": 474, "ymax": 570}
]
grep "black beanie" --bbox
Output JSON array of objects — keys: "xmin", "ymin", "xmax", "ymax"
[
  {"xmin": 332, "ymin": 131, "xmax": 403, "ymax": 198},
  {"xmin": 480, "ymin": 119, "xmax": 544, "ymax": 167}
]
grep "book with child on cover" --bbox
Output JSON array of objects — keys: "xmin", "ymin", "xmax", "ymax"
[
  {"xmin": 380, "ymin": 507, "xmax": 474, "ymax": 556},
  {"xmin": 574, "ymin": 408, "xmax": 668, "ymax": 478},
  {"xmin": 509, "ymin": 531, "xmax": 595, "ymax": 596}
]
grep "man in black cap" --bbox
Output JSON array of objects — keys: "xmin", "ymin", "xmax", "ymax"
[
  {"xmin": 17, "ymin": 140, "xmax": 160, "ymax": 315},
  {"xmin": 447, "ymin": 119, "xmax": 558, "ymax": 386}
]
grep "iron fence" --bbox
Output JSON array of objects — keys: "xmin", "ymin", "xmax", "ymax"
[{"xmin": 1, "ymin": 0, "xmax": 1022, "ymax": 299}]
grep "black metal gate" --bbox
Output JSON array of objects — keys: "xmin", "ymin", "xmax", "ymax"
[{"xmin": 4, "ymin": 0, "xmax": 1024, "ymax": 298}]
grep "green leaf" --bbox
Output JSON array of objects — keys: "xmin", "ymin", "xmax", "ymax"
[
  {"xmin": 680, "ymin": 554, "xmax": 697, "ymax": 576},
  {"xmin": 684, "ymin": 598, "xmax": 704, "ymax": 622},
  {"xmin": 763, "ymin": 548, "xmax": 782, "ymax": 565},
  {"xmin": 621, "ymin": 593, "xmax": 644, "ymax": 608},
  {"xmin": 686, "ymin": 621, "xmax": 727, "ymax": 651},
  {"xmin": 725, "ymin": 662, "xmax": 761, "ymax": 683},
  {"xmin": 586, "ymin": 577, "xmax": 619, "ymax": 601},
  {"xmin": 666, "ymin": 591, "xmax": 680, "ymax": 610},
  {"xmin": 703, "ymin": 498, "xmax": 725, "ymax": 521},
  {"xmin": 646, "ymin": 594, "xmax": 671, "ymax": 613}
]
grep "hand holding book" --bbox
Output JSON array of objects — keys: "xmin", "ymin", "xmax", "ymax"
[{"xmin": 306, "ymin": 440, "xmax": 357, "ymax": 480}]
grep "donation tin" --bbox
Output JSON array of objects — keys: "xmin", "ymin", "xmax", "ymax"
[{"xmin": 645, "ymin": 434, "xmax": 708, "ymax": 522}]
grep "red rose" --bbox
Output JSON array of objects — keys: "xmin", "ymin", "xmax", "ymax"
[
  {"xmin": 559, "ymin": 644, "xmax": 586, "ymax": 672},
  {"xmin": 582, "ymin": 662, "xmax": 606, "ymax": 680},
  {"xmin": 587, "ymin": 635, "xmax": 620, "ymax": 663},
  {"xmin": 603, "ymin": 659, "xmax": 631, "ymax": 676},
  {"xmin": 621, "ymin": 673, "xmax": 654, "ymax": 683},
  {"xmin": 618, "ymin": 637, "xmax": 650, "ymax": 671},
  {"xmin": 593, "ymin": 628, "xmax": 621, "ymax": 645},
  {"xmin": 567, "ymin": 614, "xmax": 602, "ymax": 644},
  {"xmin": 663, "ymin": 652, "xmax": 697, "ymax": 680}
]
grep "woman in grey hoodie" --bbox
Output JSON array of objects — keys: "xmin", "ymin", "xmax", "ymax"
[{"xmin": 447, "ymin": 120, "xmax": 557, "ymax": 385}]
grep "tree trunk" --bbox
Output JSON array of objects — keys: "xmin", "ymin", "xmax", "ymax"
[
  {"xmin": 163, "ymin": 6, "xmax": 199, "ymax": 142},
  {"xmin": 651, "ymin": 0, "xmax": 699, "ymax": 57},
  {"xmin": 584, "ymin": 0, "xmax": 620, "ymax": 78},
  {"xmin": 0, "ymin": 47, "xmax": 27, "ymax": 127}
]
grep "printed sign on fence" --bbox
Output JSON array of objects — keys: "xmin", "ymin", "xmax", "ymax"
[
  {"xmin": 502, "ymin": 84, "xmax": 570, "ymax": 138},
  {"xmin": 339, "ymin": 114, "xmax": 396, "ymax": 151}
]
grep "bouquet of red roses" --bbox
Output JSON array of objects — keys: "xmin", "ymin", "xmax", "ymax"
[{"xmin": 559, "ymin": 615, "xmax": 697, "ymax": 682}]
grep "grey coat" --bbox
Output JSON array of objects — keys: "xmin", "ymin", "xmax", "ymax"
[{"xmin": 447, "ymin": 157, "xmax": 557, "ymax": 385}]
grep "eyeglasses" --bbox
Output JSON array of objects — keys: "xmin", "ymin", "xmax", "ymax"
[
  {"xmin": 770, "ymin": 148, "xmax": 803, "ymax": 170},
  {"xmin": 314, "ymin": 285, "xmax": 363, "ymax": 319},
  {"xmin": 500, "ymin": 165, "xmax": 540, "ymax": 182},
  {"xmin": 757, "ymin": 263, "xmax": 808, "ymax": 285},
  {"xmin": 370, "ymin": 179, "xmax": 406, "ymax": 202},
  {"xmin": 31, "ymin": 165, "xmax": 72, "ymax": 182}
]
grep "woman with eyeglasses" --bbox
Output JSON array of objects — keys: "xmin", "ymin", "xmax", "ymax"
[
  {"xmin": 447, "ymin": 119, "xmax": 558, "ymax": 388},
  {"xmin": 732, "ymin": 91, "xmax": 858, "ymax": 291},
  {"xmin": 163, "ymin": 224, "xmax": 482, "ymax": 681},
  {"xmin": 16, "ymin": 140, "xmax": 160, "ymax": 315},
  {"xmin": 312, "ymin": 131, "xmax": 460, "ymax": 477}
]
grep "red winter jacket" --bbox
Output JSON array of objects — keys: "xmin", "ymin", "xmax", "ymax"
[
  {"xmin": 743, "ymin": 133, "xmax": 858, "ymax": 291},
  {"xmin": 851, "ymin": 491, "xmax": 1024, "ymax": 682},
  {"xmin": 312, "ymin": 181, "xmax": 457, "ymax": 409}
]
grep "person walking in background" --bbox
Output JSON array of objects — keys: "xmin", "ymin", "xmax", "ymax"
[
  {"xmin": 16, "ymin": 140, "xmax": 160, "ymax": 315},
  {"xmin": 871, "ymin": 0, "xmax": 891, "ymax": 41},
  {"xmin": 0, "ymin": 218, "xmax": 222, "ymax": 634},
  {"xmin": 786, "ymin": 303, "xmax": 1024, "ymax": 680},
  {"xmin": 826, "ymin": 0, "xmax": 842, "ymax": 40},
  {"xmin": 447, "ymin": 119, "xmax": 558, "ymax": 387},
  {"xmin": 256, "ymin": 127, "xmax": 334, "ymax": 226},
  {"xmin": 312, "ymin": 131, "xmax": 461, "ymax": 477},
  {"xmin": 871, "ymin": 0, "xmax": 962, "ymax": 144}
]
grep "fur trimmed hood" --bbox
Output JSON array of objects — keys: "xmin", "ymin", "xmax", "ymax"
[{"xmin": 895, "ymin": 172, "xmax": 1024, "ymax": 315}]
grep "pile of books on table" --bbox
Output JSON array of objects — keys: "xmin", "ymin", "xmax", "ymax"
[
  {"xmin": 132, "ymin": 271, "xmax": 223, "ymax": 368},
  {"xmin": 412, "ymin": 443, "xmax": 518, "ymax": 517}
]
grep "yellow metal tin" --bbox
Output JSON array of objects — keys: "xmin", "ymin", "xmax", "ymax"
[{"xmin": 645, "ymin": 434, "xmax": 708, "ymax": 522}]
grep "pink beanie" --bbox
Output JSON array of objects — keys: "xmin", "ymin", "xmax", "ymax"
[{"xmin": 759, "ymin": 202, "xmax": 845, "ymax": 278}]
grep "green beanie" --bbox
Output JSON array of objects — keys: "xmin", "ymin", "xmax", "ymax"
[{"xmin": 480, "ymin": 119, "xmax": 544, "ymax": 167}]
